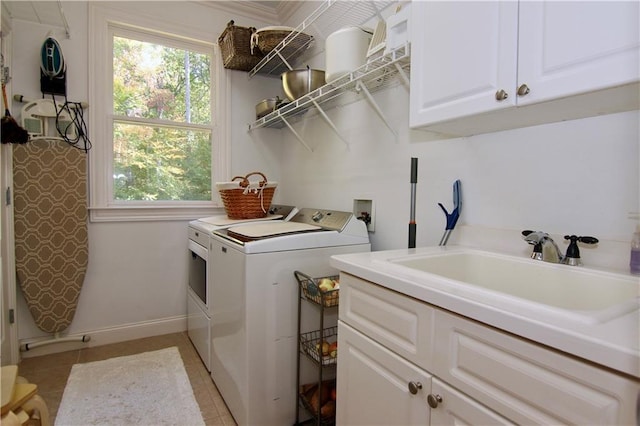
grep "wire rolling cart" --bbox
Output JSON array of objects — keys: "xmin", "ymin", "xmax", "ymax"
[{"xmin": 294, "ymin": 270, "xmax": 340, "ymax": 425}]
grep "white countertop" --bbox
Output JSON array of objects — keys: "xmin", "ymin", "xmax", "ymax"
[{"xmin": 331, "ymin": 246, "xmax": 640, "ymax": 379}]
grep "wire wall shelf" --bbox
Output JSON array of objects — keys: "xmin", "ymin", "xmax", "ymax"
[
  {"xmin": 248, "ymin": 0, "xmax": 395, "ymax": 78},
  {"xmin": 247, "ymin": 43, "xmax": 410, "ymax": 151}
]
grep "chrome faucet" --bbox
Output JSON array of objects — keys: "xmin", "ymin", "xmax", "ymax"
[
  {"xmin": 522, "ymin": 230, "xmax": 599, "ymax": 266},
  {"xmin": 522, "ymin": 231, "xmax": 564, "ymax": 263}
]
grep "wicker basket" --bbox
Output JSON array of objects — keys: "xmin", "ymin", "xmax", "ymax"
[
  {"xmin": 216, "ymin": 172, "xmax": 277, "ymax": 219},
  {"xmin": 218, "ymin": 20, "xmax": 264, "ymax": 71},
  {"xmin": 251, "ymin": 27, "xmax": 314, "ymax": 56}
]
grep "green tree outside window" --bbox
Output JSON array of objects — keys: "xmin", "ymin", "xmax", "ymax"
[{"xmin": 112, "ymin": 36, "xmax": 212, "ymax": 201}]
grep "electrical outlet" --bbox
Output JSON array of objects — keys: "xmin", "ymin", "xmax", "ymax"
[{"xmin": 353, "ymin": 199, "xmax": 375, "ymax": 232}]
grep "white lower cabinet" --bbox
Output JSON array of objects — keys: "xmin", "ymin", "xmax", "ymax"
[
  {"xmin": 337, "ymin": 322, "xmax": 431, "ymax": 425},
  {"xmin": 432, "ymin": 309, "xmax": 640, "ymax": 425},
  {"xmin": 337, "ymin": 273, "xmax": 640, "ymax": 425},
  {"xmin": 338, "ymin": 321, "xmax": 514, "ymax": 426},
  {"xmin": 429, "ymin": 378, "xmax": 513, "ymax": 426}
]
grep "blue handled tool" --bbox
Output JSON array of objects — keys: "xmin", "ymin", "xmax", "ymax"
[{"xmin": 438, "ymin": 180, "xmax": 461, "ymax": 246}]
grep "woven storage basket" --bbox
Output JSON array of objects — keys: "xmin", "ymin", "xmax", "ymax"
[
  {"xmin": 251, "ymin": 26, "xmax": 314, "ymax": 56},
  {"xmin": 216, "ymin": 172, "xmax": 277, "ymax": 219},
  {"xmin": 218, "ymin": 20, "xmax": 264, "ymax": 71}
]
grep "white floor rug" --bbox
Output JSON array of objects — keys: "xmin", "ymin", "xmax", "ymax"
[{"xmin": 55, "ymin": 347, "xmax": 205, "ymax": 426}]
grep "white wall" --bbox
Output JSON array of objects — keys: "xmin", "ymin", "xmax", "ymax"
[
  {"xmin": 7, "ymin": 1, "xmax": 639, "ymax": 353},
  {"xmin": 264, "ymin": 1, "xmax": 640, "ymax": 273},
  {"xmin": 9, "ymin": 1, "xmax": 285, "ymax": 351},
  {"xmin": 271, "ymin": 98, "xmax": 639, "ymax": 270}
]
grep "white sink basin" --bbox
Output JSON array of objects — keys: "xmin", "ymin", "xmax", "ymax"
[{"xmin": 383, "ymin": 248, "xmax": 640, "ymax": 324}]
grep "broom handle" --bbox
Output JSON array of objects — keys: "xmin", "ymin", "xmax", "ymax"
[
  {"xmin": 408, "ymin": 157, "xmax": 418, "ymax": 249},
  {"xmin": 2, "ymin": 83, "xmax": 10, "ymax": 116}
]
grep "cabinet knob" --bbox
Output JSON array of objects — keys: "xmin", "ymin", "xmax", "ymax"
[
  {"xmin": 495, "ymin": 89, "xmax": 508, "ymax": 101},
  {"xmin": 407, "ymin": 381, "xmax": 422, "ymax": 395},
  {"xmin": 427, "ymin": 393, "xmax": 443, "ymax": 408},
  {"xmin": 517, "ymin": 84, "xmax": 530, "ymax": 96}
]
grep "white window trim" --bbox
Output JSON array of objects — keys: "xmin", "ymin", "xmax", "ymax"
[{"xmin": 88, "ymin": 4, "xmax": 229, "ymax": 222}]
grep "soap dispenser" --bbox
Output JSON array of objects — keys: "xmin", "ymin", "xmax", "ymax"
[{"xmin": 631, "ymin": 213, "xmax": 640, "ymax": 275}]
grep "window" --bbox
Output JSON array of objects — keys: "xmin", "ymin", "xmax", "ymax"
[
  {"xmin": 112, "ymin": 34, "xmax": 212, "ymax": 202},
  {"xmin": 89, "ymin": 5, "xmax": 228, "ymax": 221}
]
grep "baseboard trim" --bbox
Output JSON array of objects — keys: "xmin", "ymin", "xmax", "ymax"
[{"xmin": 19, "ymin": 315, "xmax": 187, "ymax": 358}]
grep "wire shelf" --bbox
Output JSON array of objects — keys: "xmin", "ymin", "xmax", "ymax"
[
  {"xmin": 249, "ymin": 43, "xmax": 410, "ymax": 131},
  {"xmin": 249, "ymin": 0, "xmax": 395, "ymax": 78},
  {"xmin": 300, "ymin": 326, "xmax": 338, "ymax": 366},
  {"xmin": 296, "ymin": 271, "xmax": 340, "ymax": 308}
]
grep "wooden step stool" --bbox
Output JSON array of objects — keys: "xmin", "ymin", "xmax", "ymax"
[{"xmin": 1, "ymin": 366, "xmax": 50, "ymax": 426}]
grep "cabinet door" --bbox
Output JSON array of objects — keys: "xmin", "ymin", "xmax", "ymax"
[
  {"xmin": 409, "ymin": 1, "xmax": 518, "ymax": 127},
  {"xmin": 517, "ymin": 1, "xmax": 640, "ymax": 105},
  {"xmin": 337, "ymin": 321, "xmax": 431, "ymax": 426},
  {"xmin": 432, "ymin": 310, "xmax": 640, "ymax": 425},
  {"xmin": 430, "ymin": 378, "xmax": 514, "ymax": 426}
]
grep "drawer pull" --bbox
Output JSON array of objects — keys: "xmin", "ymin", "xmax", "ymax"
[
  {"xmin": 427, "ymin": 393, "xmax": 443, "ymax": 408},
  {"xmin": 408, "ymin": 381, "xmax": 422, "ymax": 395},
  {"xmin": 495, "ymin": 89, "xmax": 508, "ymax": 101}
]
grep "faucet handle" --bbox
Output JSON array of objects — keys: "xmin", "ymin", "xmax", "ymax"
[
  {"xmin": 522, "ymin": 230, "xmax": 547, "ymax": 241},
  {"xmin": 563, "ymin": 235, "xmax": 599, "ymax": 266},
  {"xmin": 522, "ymin": 230, "xmax": 543, "ymax": 260}
]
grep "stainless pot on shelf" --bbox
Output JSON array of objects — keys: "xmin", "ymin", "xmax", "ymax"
[
  {"xmin": 281, "ymin": 67, "xmax": 326, "ymax": 101},
  {"xmin": 255, "ymin": 97, "xmax": 284, "ymax": 119}
]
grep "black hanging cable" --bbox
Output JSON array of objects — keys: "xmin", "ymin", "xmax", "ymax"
[{"xmin": 50, "ymin": 93, "xmax": 92, "ymax": 152}]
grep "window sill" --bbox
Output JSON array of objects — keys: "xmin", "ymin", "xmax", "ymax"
[{"xmin": 89, "ymin": 205, "xmax": 225, "ymax": 222}]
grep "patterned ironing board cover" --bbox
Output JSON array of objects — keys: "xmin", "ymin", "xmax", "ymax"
[{"xmin": 13, "ymin": 139, "xmax": 88, "ymax": 333}]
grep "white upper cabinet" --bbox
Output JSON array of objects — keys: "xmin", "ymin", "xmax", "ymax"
[
  {"xmin": 410, "ymin": 1, "xmax": 640, "ymax": 136},
  {"xmin": 517, "ymin": 1, "xmax": 640, "ymax": 105},
  {"xmin": 410, "ymin": 1, "xmax": 518, "ymax": 125}
]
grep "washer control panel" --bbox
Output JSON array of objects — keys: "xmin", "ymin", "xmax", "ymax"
[{"xmin": 292, "ymin": 208, "xmax": 353, "ymax": 232}]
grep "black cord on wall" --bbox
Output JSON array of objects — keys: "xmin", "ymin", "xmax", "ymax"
[{"xmin": 50, "ymin": 93, "xmax": 92, "ymax": 152}]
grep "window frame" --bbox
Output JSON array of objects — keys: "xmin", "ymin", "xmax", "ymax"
[{"xmin": 88, "ymin": 4, "xmax": 229, "ymax": 222}]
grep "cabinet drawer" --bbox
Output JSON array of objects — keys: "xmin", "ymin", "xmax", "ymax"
[
  {"xmin": 339, "ymin": 273, "xmax": 435, "ymax": 371},
  {"xmin": 433, "ymin": 310, "xmax": 640, "ymax": 425},
  {"xmin": 188, "ymin": 227, "xmax": 209, "ymax": 247}
]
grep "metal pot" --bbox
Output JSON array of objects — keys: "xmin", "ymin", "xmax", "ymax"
[
  {"xmin": 281, "ymin": 67, "xmax": 326, "ymax": 101},
  {"xmin": 255, "ymin": 97, "xmax": 282, "ymax": 119}
]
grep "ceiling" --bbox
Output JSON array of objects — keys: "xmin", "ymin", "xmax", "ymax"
[
  {"xmin": 2, "ymin": 1, "xmax": 394, "ymax": 45},
  {"xmin": 3, "ymin": 1, "xmax": 71, "ymax": 29},
  {"xmin": 2, "ymin": 1, "xmax": 285, "ymax": 36}
]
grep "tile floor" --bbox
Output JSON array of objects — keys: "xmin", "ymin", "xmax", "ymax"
[{"xmin": 16, "ymin": 332, "xmax": 238, "ymax": 426}]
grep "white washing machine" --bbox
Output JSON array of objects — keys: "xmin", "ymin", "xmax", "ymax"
[
  {"xmin": 209, "ymin": 208, "xmax": 370, "ymax": 426},
  {"xmin": 186, "ymin": 206, "xmax": 295, "ymax": 372}
]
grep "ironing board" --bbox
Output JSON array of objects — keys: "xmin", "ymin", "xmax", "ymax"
[{"xmin": 12, "ymin": 139, "xmax": 88, "ymax": 334}]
